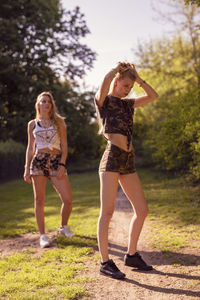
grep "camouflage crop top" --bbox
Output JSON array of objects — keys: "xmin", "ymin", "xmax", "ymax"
[{"xmin": 95, "ymin": 95, "xmax": 135, "ymax": 149}]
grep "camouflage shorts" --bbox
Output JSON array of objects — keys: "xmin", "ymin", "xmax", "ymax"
[
  {"xmin": 99, "ymin": 143, "xmax": 136, "ymax": 175},
  {"xmin": 30, "ymin": 152, "xmax": 62, "ymax": 177}
]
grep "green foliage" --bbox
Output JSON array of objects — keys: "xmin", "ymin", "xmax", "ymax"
[
  {"xmin": 0, "ymin": 0, "xmax": 96, "ymax": 143},
  {"xmin": 133, "ymin": 3, "xmax": 200, "ymax": 181},
  {"xmin": 144, "ymin": 89, "xmax": 200, "ymax": 173},
  {"xmin": 185, "ymin": 0, "xmax": 200, "ymax": 6},
  {"xmin": 55, "ymin": 87, "xmax": 103, "ymax": 161},
  {"xmin": 135, "ymin": 86, "xmax": 200, "ymax": 181},
  {"xmin": 135, "ymin": 35, "xmax": 200, "ymax": 98},
  {"xmin": 0, "ymin": 0, "xmax": 102, "ymax": 169},
  {"xmin": 0, "ymin": 139, "xmax": 25, "ymax": 180},
  {"xmin": 187, "ymin": 123, "xmax": 200, "ymax": 181}
]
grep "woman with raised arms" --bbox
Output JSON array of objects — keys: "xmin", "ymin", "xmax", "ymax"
[{"xmin": 94, "ymin": 62, "xmax": 158, "ymax": 279}]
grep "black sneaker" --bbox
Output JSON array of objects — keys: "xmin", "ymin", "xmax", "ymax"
[
  {"xmin": 124, "ymin": 252, "xmax": 153, "ymax": 271},
  {"xmin": 100, "ymin": 259, "xmax": 126, "ymax": 279}
]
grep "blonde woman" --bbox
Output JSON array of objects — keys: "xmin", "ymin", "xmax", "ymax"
[
  {"xmin": 24, "ymin": 92, "xmax": 74, "ymax": 248},
  {"xmin": 95, "ymin": 62, "xmax": 158, "ymax": 279}
]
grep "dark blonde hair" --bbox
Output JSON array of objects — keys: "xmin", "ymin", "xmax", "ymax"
[
  {"xmin": 35, "ymin": 91, "xmax": 65, "ymax": 134},
  {"xmin": 112, "ymin": 68, "xmax": 136, "ymax": 90}
]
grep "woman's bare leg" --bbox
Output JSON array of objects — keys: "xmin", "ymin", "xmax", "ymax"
[
  {"xmin": 119, "ymin": 172, "xmax": 148, "ymax": 255},
  {"xmin": 32, "ymin": 176, "xmax": 47, "ymax": 234},
  {"xmin": 98, "ymin": 172, "xmax": 119, "ymax": 262},
  {"xmin": 51, "ymin": 173, "xmax": 73, "ymax": 226}
]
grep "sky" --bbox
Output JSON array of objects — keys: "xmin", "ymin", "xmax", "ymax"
[{"xmin": 62, "ymin": 0, "xmax": 175, "ymax": 89}]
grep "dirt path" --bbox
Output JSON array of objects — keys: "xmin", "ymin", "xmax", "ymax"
[
  {"xmin": 85, "ymin": 189, "xmax": 200, "ymax": 300},
  {"xmin": 0, "ymin": 189, "xmax": 200, "ymax": 300}
]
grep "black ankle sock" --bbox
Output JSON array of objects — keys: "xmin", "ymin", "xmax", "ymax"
[
  {"xmin": 127, "ymin": 253, "xmax": 136, "ymax": 258},
  {"xmin": 101, "ymin": 260, "xmax": 109, "ymax": 265}
]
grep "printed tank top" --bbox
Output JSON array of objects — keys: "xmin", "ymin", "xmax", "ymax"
[
  {"xmin": 95, "ymin": 95, "xmax": 135, "ymax": 149},
  {"xmin": 33, "ymin": 120, "xmax": 61, "ymax": 151}
]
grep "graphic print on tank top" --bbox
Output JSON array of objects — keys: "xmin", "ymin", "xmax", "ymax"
[{"xmin": 35, "ymin": 127, "xmax": 56, "ymax": 145}]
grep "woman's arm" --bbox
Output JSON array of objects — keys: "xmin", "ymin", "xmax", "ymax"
[
  {"xmin": 95, "ymin": 62, "xmax": 127, "ymax": 107},
  {"xmin": 24, "ymin": 120, "xmax": 35, "ymax": 184},
  {"xmin": 130, "ymin": 64, "xmax": 158, "ymax": 108},
  {"xmin": 57, "ymin": 119, "xmax": 68, "ymax": 178}
]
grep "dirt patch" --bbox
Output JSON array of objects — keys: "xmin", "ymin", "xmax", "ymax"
[
  {"xmin": 84, "ymin": 189, "xmax": 200, "ymax": 300},
  {"xmin": 0, "ymin": 231, "xmax": 58, "ymax": 257}
]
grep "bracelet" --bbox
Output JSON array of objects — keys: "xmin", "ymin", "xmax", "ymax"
[
  {"xmin": 139, "ymin": 80, "xmax": 146, "ymax": 87},
  {"xmin": 58, "ymin": 163, "xmax": 66, "ymax": 167},
  {"xmin": 110, "ymin": 68, "xmax": 118, "ymax": 76}
]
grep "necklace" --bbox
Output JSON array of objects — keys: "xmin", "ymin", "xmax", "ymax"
[{"xmin": 39, "ymin": 119, "xmax": 52, "ymax": 128}]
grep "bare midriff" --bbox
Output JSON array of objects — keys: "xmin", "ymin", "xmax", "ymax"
[
  {"xmin": 104, "ymin": 133, "xmax": 133, "ymax": 152},
  {"xmin": 37, "ymin": 147, "xmax": 61, "ymax": 155}
]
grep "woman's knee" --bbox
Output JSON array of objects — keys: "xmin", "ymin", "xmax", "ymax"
[
  {"xmin": 62, "ymin": 195, "xmax": 73, "ymax": 207},
  {"xmin": 135, "ymin": 205, "xmax": 149, "ymax": 219},
  {"xmin": 99, "ymin": 210, "xmax": 114, "ymax": 223},
  {"xmin": 62, "ymin": 200, "xmax": 73, "ymax": 212},
  {"xmin": 34, "ymin": 195, "xmax": 45, "ymax": 207}
]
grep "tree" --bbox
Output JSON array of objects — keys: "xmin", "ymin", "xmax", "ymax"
[
  {"xmin": 151, "ymin": 0, "xmax": 200, "ymax": 87},
  {"xmin": 144, "ymin": 88, "xmax": 200, "ymax": 172},
  {"xmin": 185, "ymin": 0, "xmax": 200, "ymax": 6},
  {"xmin": 0, "ymin": 0, "xmax": 96, "ymax": 141},
  {"xmin": 53, "ymin": 84, "xmax": 102, "ymax": 160},
  {"xmin": 131, "ymin": 1, "xmax": 200, "ymax": 181},
  {"xmin": 133, "ymin": 0, "xmax": 200, "ymax": 125}
]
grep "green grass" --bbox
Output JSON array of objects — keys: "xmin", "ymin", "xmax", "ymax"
[
  {"xmin": 0, "ymin": 172, "xmax": 100, "ymax": 299},
  {"xmin": 0, "ymin": 172, "xmax": 100, "ymax": 238},
  {"xmin": 0, "ymin": 249, "xmax": 92, "ymax": 299},
  {"xmin": 138, "ymin": 168, "xmax": 200, "ymax": 251},
  {"xmin": 0, "ymin": 169, "xmax": 200, "ymax": 299}
]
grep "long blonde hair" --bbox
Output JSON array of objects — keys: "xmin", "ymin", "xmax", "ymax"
[
  {"xmin": 97, "ymin": 68, "xmax": 136, "ymax": 134},
  {"xmin": 35, "ymin": 91, "xmax": 65, "ymax": 133}
]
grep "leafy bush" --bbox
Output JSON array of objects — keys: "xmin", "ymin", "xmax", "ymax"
[
  {"xmin": 141, "ymin": 88, "xmax": 200, "ymax": 181},
  {"xmin": 0, "ymin": 139, "xmax": 25, "ymax": 181},
  {"xmin": 188, "ymin": 129, "xmax": 200, "ymax": 182}
]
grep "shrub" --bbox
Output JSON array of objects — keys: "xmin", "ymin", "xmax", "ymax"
[
  {"xmin": 138, "ymin": 88, "xmax": 200, "ymax": 182},
  {"xmin": 0, "ymin": 139, "xmax": 25, "ymax": 181}
]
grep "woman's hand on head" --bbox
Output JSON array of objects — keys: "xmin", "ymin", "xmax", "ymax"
[
  {"xmin": 115, "ymin": 62, "xmax": 142, "ymax": 82},
  {"xmin": 117, "ymin": 62, "xmax": 131, "ymax": 73},
  {"xmin": 130, "ymin": 64, "xmax": 140, "ymax": 80}
]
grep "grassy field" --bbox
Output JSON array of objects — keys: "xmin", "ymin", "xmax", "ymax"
[
  {"xmin": 0, "ymin": 169, "xmax": 200, "ymax": 299},
  {"xmin": 0, "ymin": 172, "xmax": 100, "ymax": 299},
  {"xmin": 139, "ymin": 169, "xmax": 200, "ymax": 252}
]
